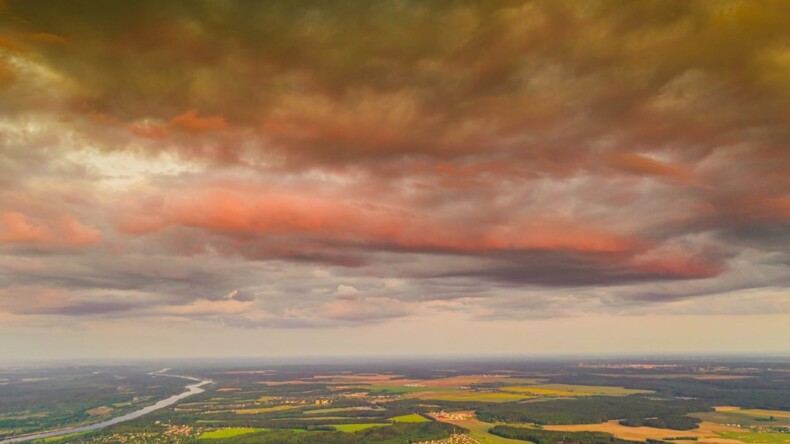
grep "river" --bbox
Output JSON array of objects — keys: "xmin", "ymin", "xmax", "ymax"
[{"xmin": 0, "ymin": 370, "xmax": 212, "ymax": 443}]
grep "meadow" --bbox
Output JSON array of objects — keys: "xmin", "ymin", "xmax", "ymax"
[
  {"xmin": 716, "ymin": 431, "xmax": 790, "ymax": 443},
  {"xmin": 198, "ymin": 428, "xmax": 264, "ymax": 439}
]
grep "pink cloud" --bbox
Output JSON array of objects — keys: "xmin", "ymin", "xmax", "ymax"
[{"xmin": 0, "ymin": 211, "xmax": 101, "ymax": 247}]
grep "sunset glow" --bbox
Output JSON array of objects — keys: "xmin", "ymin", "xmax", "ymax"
[{"xmin": 1, "ymin": 0, "xmax": 788, "ymax": 360}]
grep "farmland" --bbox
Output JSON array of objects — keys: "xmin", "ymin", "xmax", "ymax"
[
  {"xmin": 0, "ymin": 358, "xmax": 788, "ymax": 443},
  {"xmin": 198, "ymin": 428, "xmax": 263, "ymax": 439},
  {"xmin": 498, "ymin": 383, "xmax": 652, "ymax": 397},
  {"xmin": 716, "ymin": 431, "xmax": 790, "ymax": 443}
]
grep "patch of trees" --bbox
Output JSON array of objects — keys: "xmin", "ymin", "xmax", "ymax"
[
  {"xmin": 476, "ymin": 397, "xmax": 711, "ymax": 425},
  {"xmin": 488, "ymin": 425, "xmax": 640, "ymax": 444},
  {"xmin": 619, "ymin": 416, "xmax": 700, "ymax": 430},
  {"xmin": 548, "ymin": 372, "xmax": 790, "ymax": 411}
]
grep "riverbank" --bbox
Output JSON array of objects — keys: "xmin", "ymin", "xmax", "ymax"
[{"xmin": 0, "ymin": 371, "xmax": 212, "ymax": 443}]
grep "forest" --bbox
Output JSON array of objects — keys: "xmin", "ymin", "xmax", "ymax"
[{"xmin": 488, "ymin": 425, "xmax": 640, "ymax": 443}]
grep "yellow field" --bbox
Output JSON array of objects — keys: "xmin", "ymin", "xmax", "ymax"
[
  {"xmin": 390, "ymin": 414, "xmax": 430, "ymax": 423},
  {"xmin": 499, "ymin": 384, "xmax": 652, "ymax": 397},
  {"xmin": 406, "ymin": 389, "xmax": 532, "ymax": 403},
  {"xmin": 330, "ymin": 423, "xmax": 389, "ymax": 432},
  {"xmin": 199, "ymin": 428, "xmax": 263, "ymax": 439},
  {"xmin": 692, "ymin": 407, "xmax": 790, "ymax": 427},
  {"xmin": 731, "ymin": 409, "xmax": 790, "ymax": 420},
  {"xmin": 332, "ymin": 373, "xmax": 653, "ymax": 403},
  {"xmin": 544, "ymin": 420, "xmax": 749, "ymax": 443}
]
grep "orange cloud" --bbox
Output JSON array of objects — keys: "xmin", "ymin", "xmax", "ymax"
[
  {"xmin": 168, "ymin": 109, "xmax": 227, "ymax": 133},
  {"xmin": 602, "ymin": 152, "xmax": 694, "ymax": 183},
  {"xmin": 0, "ymin": 211, "xmax": 101, "ymax": 247},
  {"xmin": 25, "ymin": 32, "xmax": 66, "ymax": 45},
  {"xmin": 129, "ymin": 109, "xmax": 226, "ymax": 140},
  {"xmin": 117, "ymin": 185, "xmax": 639, "ymax": 256}
]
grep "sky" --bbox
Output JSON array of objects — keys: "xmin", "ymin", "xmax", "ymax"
[{"xmin": 0, "ymin": 0, "xmax": 789, "ymax": 361}]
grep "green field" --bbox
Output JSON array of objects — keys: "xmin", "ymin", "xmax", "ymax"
[
  {"xmin": 199, "ymin": 428, "xmax": 265, "ymax": 439},
  {"xmin": 390, "ymin": 413, "xmax": 429, "ymax": 423},
  {"xmin": 692, "ymin": 409, "xmax": 790, "ymax": 427},
  {"xmin": 716, "ymin": 431, "xmax": 790, "ymax": 443},
  {"xmin": 42, "ymin": 432, "xmax": 92, "ymax": 442},
  {"xmin": 330, "ymin": 423, "xmax": 390, "ymax": 432}
]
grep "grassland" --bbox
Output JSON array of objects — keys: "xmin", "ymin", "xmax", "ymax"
[
  {"xmin": 41, "ymin": 431, "xmax": 92, "ymax": 442},
  {"xmin": 390, "ymin": 414, "xmax": 429, "ymax": 423},
  {"xmin": 199, "ymin": 427, "xmax": 264, "ymax": 439},
  {"xmin": 716, "ymin": 431, "xmax": 790, "ymax": 443},
  {"xmin": 330, "ymin": 423, "xmax": 390, "ymax": 432}
]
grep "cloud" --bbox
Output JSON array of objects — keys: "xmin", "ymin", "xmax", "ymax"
[
  {"xmin": 0, "ymin": 0, "xmax": 787, "ymax": 333},
  {"xmin": 322, "ymin": 296, "xmax": 414, "ymax": 323},
  {"xmin": 0, "ymin": 211, "xmax": 101, "ymax": 247}
]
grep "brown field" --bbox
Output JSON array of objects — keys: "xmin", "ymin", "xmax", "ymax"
[
  {"xmin": 544, "ymin": 420, "xmax": 747, "ymax": 443},
  {"xmin": 716, "ymin": 406, "xmax": 743, "ymax": 412},
  {"xmin": 313, "ymin": 373, "xmax": 403, "ymax": 382},
  {"xmin": 86, "ymin": 406, "xmax": 114, "ymax": 416},
  {"xmin": 216, "ymin": 387, "xmax": 242, "ymax": 392},
  {"xmin": 596, "ymin": 374, "xmax": 755, "ymax": 380},
  {"xmin": 418, "ymin": 376, "xmax": 544, "ymax": 388}
]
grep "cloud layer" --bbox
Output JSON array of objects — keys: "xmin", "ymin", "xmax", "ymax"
[{"xmin": 0, "ymin": 0, "xmax": 788, "ymax": 333}]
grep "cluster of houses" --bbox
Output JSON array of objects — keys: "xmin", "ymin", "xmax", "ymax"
[
  {"xmin": 414, "ymin": 433, "xmax": 482, "ymax": 444},
  {"xmin": 430, "ymin": 410, "xmax": 473, "ymax": 420}
]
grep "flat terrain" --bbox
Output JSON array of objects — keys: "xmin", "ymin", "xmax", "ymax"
[
  {"xmin": 430, "ymin": 415, "xmax": 525, "ymax": 444},
  {"xmin": 1, "ymin": 359, "xmax": 787, "ymax": 443},
  {"xmin": 716, "ymin": 431, "xmax": 790, "ymax": 443},
  {"xmin": 198, "ymin": 428, "xmax": 264, "ymax": 439},
  {"xmin": 330, "ymin": 423, "xmax": 390, "ymax": 432},
  {"xmin": 692, "ymin": 407, "xmax": 790, "ymax": 427},
  {"xmin": 391, "ymin": 414, "xmax": 430, "ymax": 423},
  {"xmin": 499, "ymin": 383, "xmax": 651, "ymax": 397},
  {"xmin": 544, "ymin": 420, "xmax": 750, "ymax": 443}
]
